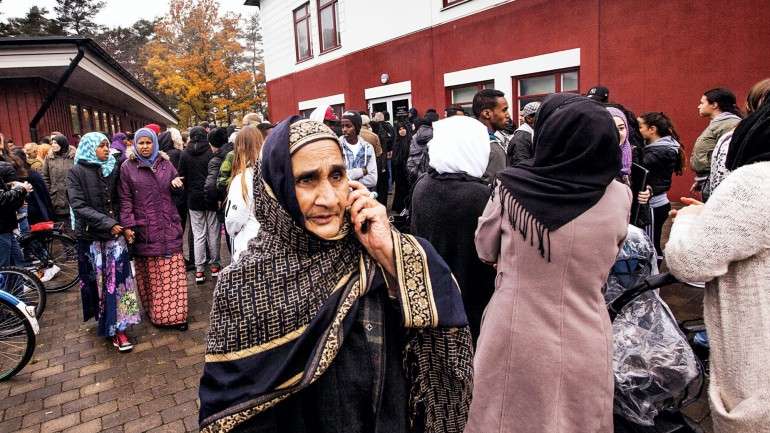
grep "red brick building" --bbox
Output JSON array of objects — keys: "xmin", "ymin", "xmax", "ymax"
[
  {"xmin": 0, "ymin": 36, "xmax": 177, "ymax": 144},
  {"xmin": 256, "ymin": 0, "xmax": 770, "ymax": 198}
]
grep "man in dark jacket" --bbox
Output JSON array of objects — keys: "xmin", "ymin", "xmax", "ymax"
[
  {"xmin": 178, "ymin": 126, "xmax": 220, "ymax": 284},
  {"xmin": 473, "ymin": 89, "xmax": 510, "ymax": 182},
  {"xmin": 204, "ymin": 127, "xmax": 233, "ymax": 208},
  {"xmin": 507, "ymin": 101, "xmax": 540, "ymax": 166}
]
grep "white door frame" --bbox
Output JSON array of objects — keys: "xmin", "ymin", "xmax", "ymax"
[{"xmin": 367, "ymin": 93, "xmax": 412, "ymax": 120}]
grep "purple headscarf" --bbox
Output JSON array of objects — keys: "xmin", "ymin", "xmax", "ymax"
[
  {"xmin": 111, "ymin": 132, "xmax": 127, "ymax": 153},
  {"xmin": 606, "ymin": 107, "xmax": 632, "ymax": 176}
]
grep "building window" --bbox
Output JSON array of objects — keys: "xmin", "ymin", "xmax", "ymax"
[
  {"xmin": 317, "ymin": 0, "xmax": 340, "ymax": 53},
  {"xmin": 515, "ymin": 69, "xmax": 579, "ymax": 114},
  {"xmin": 69, "ymin": 105, "xmax": 81, "ymax": 134},
  {"xmin": 300, "ymin": 103, "xmax": 345, "ymax": 120},
  {"xmin": 81, "ymin": 108, "xmax": 92, "ymax": 132},
  {"xmin": 443, "ymin": 0, "xmax": 471, "ymax": 8},
  {"xmin": 447, "ymin": 81, "xmax": 493, "ymax": 115},
  {"xmin": 294, "ymin": 3, "xmax": 313, "ymax": 62},
  {"xmin": 102, "ymin": 112, "xmax": 109, "ymax": 134},
  {"xmin": 93, "ymin": 110, "xmax": 102, "ymax": 132}
]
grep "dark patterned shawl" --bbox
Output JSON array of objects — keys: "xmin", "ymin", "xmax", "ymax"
[{"xmin": 198, "ymin": 118, "xmax": 473, "ymax": 433}]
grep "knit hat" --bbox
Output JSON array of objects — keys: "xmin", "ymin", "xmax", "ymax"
[
  {"xmin": 341, "ymin": 111, "xmax": 362, "ymax": 134},
  {"xmin": 521, "ymin": 101, "xmax": 541, "ymax": 118},
  {"xmin": 208, "ymin": 127, "xmax": 229, "ymax": 148},
  {"xmin": 144, "ymin": 123, "xmax": 161, "ymax": 135}
]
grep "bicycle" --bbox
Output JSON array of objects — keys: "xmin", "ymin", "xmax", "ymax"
[
  {"xmin": 0, "ymin": 288, "xmax": 39, "ymax": 381},
  {"xmin": 18, "ymin": 222, "xmax": 79, "ymax": 293},
  {"xmin": 0, "ymin": 266, "xmax": 46, "ymax": 318}
]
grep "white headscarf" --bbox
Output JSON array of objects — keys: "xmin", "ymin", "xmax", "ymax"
[
  {"xmin": 309, "ymin": 105, "xmax": 331, "ymax": 122},
  {"xmin": 428, "ymin": 115, "xmax": 490, "ymax": 179}
]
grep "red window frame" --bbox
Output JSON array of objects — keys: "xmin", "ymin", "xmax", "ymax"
[
  {"xmin": 513, "ymin": 69, "xmax": 579, "ymax": 119},
  {"xmin": 293, "ymin": 3, "xmax": 313, "ymax": 63},
  {"xmin": 317, "ymin": 0, "xmax": 340, "ymax": 54},
  {"xmin": 445, "ymin": 80, "xmax": 494, "ymax": 115},
  {"xmin": 442, "ymin": 0, "xmax": 471, "ymax": 9}
]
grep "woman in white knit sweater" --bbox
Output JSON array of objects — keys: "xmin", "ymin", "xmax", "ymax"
[{"xmin": 665, "ymin": 96, "xmax": 770, "ymax": 433}]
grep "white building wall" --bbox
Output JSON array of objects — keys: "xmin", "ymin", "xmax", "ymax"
[{"xmin": 261, "ymin": 0, "xmax": 515, "ymax": 81}]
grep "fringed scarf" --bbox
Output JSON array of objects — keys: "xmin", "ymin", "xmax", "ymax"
[
  {"xmin": 496, "ymin": 93, "xmax": 621, "ymax": 260},
  {"xmin": 198, "ymin": 117, "xmax": 473, "ymax": 433}
]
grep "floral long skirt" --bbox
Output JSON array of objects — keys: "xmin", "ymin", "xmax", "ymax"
[
  {"xmin": 133, "ymin": 253, "xmax": 188, "ymax": 326},
  {"xmin": 77, "ymin": 238, "xmax": 141, "ymax": 337}
]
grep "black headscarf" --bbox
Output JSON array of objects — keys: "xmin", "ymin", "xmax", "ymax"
[
  {"xmin": 725, "ymin": 100, "xmax": 770, "ymax": 171},
  {"xmin": 53, "ymin": 135, "xmax": 69, "ymax": 156},
  {"xmin": 393, "ymin": 121, "xmax": 412, "ymax": 166},
  {"xmin": 496, "ymin": 93, "xmax": 621, "ymax": 259}
]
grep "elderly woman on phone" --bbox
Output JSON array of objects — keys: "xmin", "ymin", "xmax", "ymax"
[{"xmin": 198, "ymin": 118, "xmax": 474, "ymax": 433}]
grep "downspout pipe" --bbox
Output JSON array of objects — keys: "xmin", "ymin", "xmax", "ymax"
[{"xmin": 29, "ymin": 43, "xmax": 86, "ymax": 143}]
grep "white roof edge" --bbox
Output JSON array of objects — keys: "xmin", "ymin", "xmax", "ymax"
[
  {"xmin": 297, "ymin": 93, "xmax": 346, "ymax": 110},
  {"xmin": 364, "ymin": 81, "xmax": 412, "ymax": 100},
  {"xmin": 79, "ymin": 53, "xmax": 176, "ymax": 124}
]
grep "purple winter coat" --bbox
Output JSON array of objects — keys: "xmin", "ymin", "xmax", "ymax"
[{"xmin": 119, "ymin": 150, "xmax": 183, "ymax": 257}]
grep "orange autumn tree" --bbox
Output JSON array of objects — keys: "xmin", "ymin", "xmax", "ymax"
[{"xmin": 143, "ymin": 0, "xmax": 260, "ymax": 127}]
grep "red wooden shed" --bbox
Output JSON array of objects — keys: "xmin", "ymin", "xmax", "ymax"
[{"xmin": 0, "ymin": 36, "xmax": 177, "ymax": 145}]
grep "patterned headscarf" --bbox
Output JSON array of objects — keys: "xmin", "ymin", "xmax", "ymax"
[
  {"xmin": 260, "ymin": 116, "xmax": 339, "ymax": 226},
  {"xmin": 133, "ymin": 128, "xmax": 160, "ymax": 166},
  {"xmin": 607, "ymin": 106, "xmax": 633, "ymax": 176},
  {"xmin": 75, "ymin": 132, "xmax": 116, "ymax": 176}
]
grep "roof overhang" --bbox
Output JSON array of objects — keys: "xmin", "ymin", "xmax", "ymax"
[{"xmin": 0, "ymin": 38, "xmax": 177, "ymax": 124}]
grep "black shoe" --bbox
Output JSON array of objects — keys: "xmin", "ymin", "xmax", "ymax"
[{"xmin": 176, "ymin": 322, "xmax": 189, "ymax": 331}]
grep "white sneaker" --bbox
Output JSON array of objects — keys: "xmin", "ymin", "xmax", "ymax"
[{"xmin": 40, "ymin": 265, "xmax": 61, "ymax": 282}]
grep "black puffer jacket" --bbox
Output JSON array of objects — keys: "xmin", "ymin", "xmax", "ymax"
[
  {"xmin": 406, "ymin": 124, "xmax": 433, "ymax": 185},
  {"xmin": 641, "ymin": 136, "xmax": 681, "ymax": 196},
  {"xmin": 205, "ymin": 141, "xmax": 233, "ymax": 208},
  {"xmin": 66, "ymin": 160, "xmax": 120, "ymax": 241},
  {"xmin": 0, "ymin": 161, "xmax": 26, "ymax": 234},
  {"xmin": 178, "ymin": 127, "xmax": 215, "ymax": 211}
]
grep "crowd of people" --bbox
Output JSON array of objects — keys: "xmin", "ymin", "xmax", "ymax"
[
  {"xmin": 2, "ymin": 76, "xmax": 769, "ymax": 433},
  {"xmin": 0, "ymin": 119, "xmax": 270, "ymax": 351}
]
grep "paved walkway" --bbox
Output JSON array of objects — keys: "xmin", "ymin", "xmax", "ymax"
[
  {"xmin": 0, "ymin": 269, "xmax": 214, "ymax": 433},
  {"xmin": 0, "ymin": 220, "xmax": 713, "ymax": 433}
]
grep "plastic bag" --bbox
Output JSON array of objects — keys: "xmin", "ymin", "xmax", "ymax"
[{"xmin": 605, "ymin": 226, "xmax": 704, "ymax": 426}]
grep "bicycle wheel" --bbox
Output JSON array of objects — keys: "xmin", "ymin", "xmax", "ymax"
[
  {"xmin": 0, "ymin": 295, "xmax": 36, "ymax": 381},
  {"xmin": 21, "ymin": 232, "xmax": 79, "ymax": 293},
  {"xmin": 0, "ymin": 267, "xmax": 46, "ymax": 318}
]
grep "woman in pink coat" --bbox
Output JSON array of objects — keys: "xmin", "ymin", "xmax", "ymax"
[{"xmin": 466, "ymin": 93, "xmax": 630, "ymax": 433}]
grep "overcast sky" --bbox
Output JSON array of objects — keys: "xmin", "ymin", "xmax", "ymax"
[{"xmin": 2, "ymin": 0, "xmax": 259, "ymax": 28}]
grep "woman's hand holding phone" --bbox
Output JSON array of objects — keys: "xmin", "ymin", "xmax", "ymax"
[{"xmin": 347, "ymin": 180, "xmax": 396, "ymax": 277}]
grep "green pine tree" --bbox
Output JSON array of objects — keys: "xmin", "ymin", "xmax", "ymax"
[{"xmin": 54, "ymin": 0, "xmax": 105, "ymax": 36}]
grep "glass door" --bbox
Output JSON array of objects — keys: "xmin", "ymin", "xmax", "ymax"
[{"xmin": 367, "ymin": 94, "xmax": 411, "ymax": 124}]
